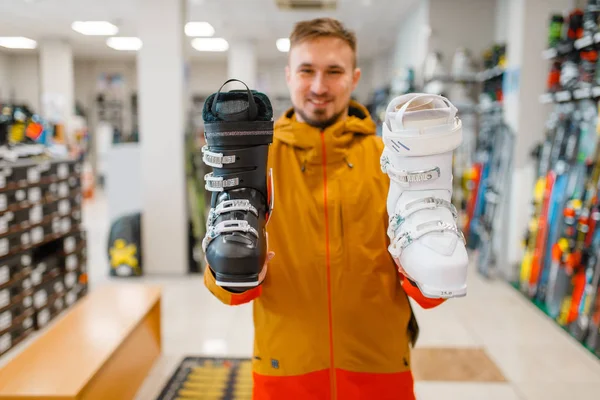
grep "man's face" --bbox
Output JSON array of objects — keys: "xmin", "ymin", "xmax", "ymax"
[{"xmin": 286, "ymin": 36, "xmax": 361, "ymax": 129}]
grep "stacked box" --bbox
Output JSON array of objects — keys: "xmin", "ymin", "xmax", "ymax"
[{"xmin": 0, "ymin": 158, "xmax": 86, "ymax": 357}]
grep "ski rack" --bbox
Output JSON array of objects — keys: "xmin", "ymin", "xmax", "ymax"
[
  {"xmin": 539, "ymin": 86, "xmax": 600, "ymax": 104},
  {"xmin": 542, "ymin": 32, "xmax": 600, "ymax": 61}
]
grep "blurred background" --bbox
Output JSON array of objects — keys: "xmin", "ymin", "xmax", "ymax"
[{"xmin": 1, "ymin": 0, "xmax": 600, "ymax": 399}]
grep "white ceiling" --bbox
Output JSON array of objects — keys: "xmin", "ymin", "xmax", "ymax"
[{"xmin": 0, "ymin": 0, "xmax": 417, "ymax": 62}]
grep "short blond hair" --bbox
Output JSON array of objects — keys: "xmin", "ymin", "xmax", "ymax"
[{"xmin": 289, "ymin": 18, "xmax": 357, "ymax": 66}]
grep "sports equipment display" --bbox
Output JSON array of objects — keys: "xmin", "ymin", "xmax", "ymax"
[
  {"xmin": 380, "ymin": 93, "xmax": 468, "ymax": 299},
  {"xmin": 201, "ymin": 79, "xmax": 274, "ymax": 289}
]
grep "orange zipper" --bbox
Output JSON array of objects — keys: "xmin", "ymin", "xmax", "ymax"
[{"xmin": 320, "ymin": 131, "xmax": 336, "ymax": 399}]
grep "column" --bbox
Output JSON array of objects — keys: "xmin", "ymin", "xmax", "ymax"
[
  {"xmin": 227, "ymin": 40, "xmax": 257, "ymax": 89},
  {"xmin": 137, "ymin": 0, "xmax": 187, "ymax": 274},
  {"xmin": 39, "ymin": 40, "xmax": 74, "ymax": 126},
  {"xmin": 0, "ymin": 51, "xmax": 9, "ymax": 102},
  {"xmin": 497, "ymin": 0, "xmax": 573, "ymax": 280}
]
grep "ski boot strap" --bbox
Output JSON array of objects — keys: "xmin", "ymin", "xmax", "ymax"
[
  {"xmin": 389, "ymin": 219, "xmax": 466, "ymax": 259},
  {"xmin": 380, "ymin": 159, "xmax": 442, "ymax": 187}
]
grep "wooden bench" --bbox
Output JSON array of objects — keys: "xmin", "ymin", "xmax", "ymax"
[{"xmin": 0, "ymin": 283, "xmax": 161, "ymax": 400}]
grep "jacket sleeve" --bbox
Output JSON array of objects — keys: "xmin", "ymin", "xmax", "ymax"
[
  {"xmin": 398, "ymin": 273, "xmax": 446, "ymax": 309},
  {"xmin": 204, "ymin": 267, "xmax": 262, "ymax": 306}
]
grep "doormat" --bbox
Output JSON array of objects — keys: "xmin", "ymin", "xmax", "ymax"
[{"xmin": 156, "ymin": 349, "xmax": 505, "ymax": 399}]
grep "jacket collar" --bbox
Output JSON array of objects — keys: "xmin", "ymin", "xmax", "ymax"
[{"xmin": 274, "ymin": 100, "xmax": 376, "ymax": 166}]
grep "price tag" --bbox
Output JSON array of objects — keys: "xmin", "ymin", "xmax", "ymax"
[
  {"xmin": 0, "ymin": 333, "xmax": 10, "ymax": 354},
  {"xmin": 28, "ymin": 187, "xmax": 41, "ymax": 203},
  {"xmin": 23, "ymin": 296, "xmax": 32, "ymax": 308},
  {"xmin": 65, "ymin": 272, "xmax": 76, "ymax": 288},
  {"xmin": 539, "ymin": 93, "xmax": 554, "ymax": 104},
  {"xmin": 593, "ymin": 87, "xmax": 600, "ymax": 98},
  {"xmin": 61, "ymin": 218, "xmax": 71, "ymax": 234},
  {"xmin": 15, "ymin": 190, "xmax": 26, "ymax": 202},
  {"xmin": 0, "ymin": 289, "xmax": 8, "ymax": 309},
  {"xmin": 52, "ymin": 217, "xmax": 61, "ymax": 234},
  {"xmin": 0, "ymin": 174, "xmax": 5, "ymax": 189},
  {"xmin": 59, "ymin": 200, "xmax": 70, "ymax": 216},
  {"xmin": 23, "ymin": 317, "xmax": 33, "ymax": 329},
  {"xmin": 0, "ymin": 238, "xmax": 8, "ymax": 256},
  {"xmin": 27, "ymin": 167, "xmax": 40, "ymax": 184},
  {"xmin": 21, "ymin": 232, "xmax": 31, "ymax": 246},
  {"xmin": 0, "ymin": 216, "xmax": 7, "ymax": 235},
  {"xmin": 0, "ymin": 266, "xmax": 8, "ymax": 285},
  {"xmin": 31, "ymin": 227, "xmax": 43, "ymax": 244},
  {"xmin": 22, "ymin": 278, "xmax": 31, "ymax": 290},
  {"xmin": 556, "ymin": 91, "xmax": 572, "ymax": 102},
  {"xmin": 66, "ymin": 255, "xmax": 78, "ymax": 271},
  {"xmin": 65, "ymin": 237, "xmax": 76, "ymax": 253},
  {"xmin": 38, "ymin": 161, "xmax": 50, "ymax": 173},
  {"xmin": 31, "ymin": 270, "xmax": 41, "ymax": 286},
  {"xmin": 0, "ymin": 194, "xmax": 6, "ymax": 211},
  {"xmin": 54, "ymin": 281, "xmax": 65, "ymax": 293},
  {"xmin": 55, "ymin": 297, "xmax": 64, "ymax": 311},
  {"xmin": 574, "ymin": 87, "xmax": 591, "ymax": 99},
  {"xmin": 66, "ymin": 291, "xmax": 76, "ymax": 306},
  {"xmin": 29, "ymin": 205, "xmax": 43, "ymax": 225},
  {"xmin": 58, "ymin": 182, "xmax": 68, "ymax": 198},
  {"xmin": 57, "ymin": 163, "xmax": 68, "ymax": 179},
  {"xmin": 73, "ymin": 210, "xmax": 81, "ymax": 221},
  {"xmin": 575, "ymin": 35, "xmax": 594, "ymax": 49},
  {"xmin": 75, "ymin": 163, "xmax": 82, "ymax": 174},
  {"xmin": 49, "ymin": 183, "xmax": 57, "ymax": 195},
  {"xmin": 34, "ymin": 290, "xmax": 48, "ymax": 309},
  {"xmin": 22, "ymin": 254, "xmax": 31, "ymax": 266},
  {"xmin": 0, "ymin": 311, "xmax": 11, "ymax": 331},
  {"xmin": 37, "ymin": 309, "xmax": 50, "ymax": 327},
  {"xmin": 542, "ymin": 48, "xmax": 558, "ymax": 59}
]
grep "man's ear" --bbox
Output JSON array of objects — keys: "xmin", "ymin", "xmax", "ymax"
[{"xmin": 352, "ymin": 67, "xmax": 361, "ymax": 91}]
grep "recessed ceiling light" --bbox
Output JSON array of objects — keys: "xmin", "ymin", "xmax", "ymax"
[
  {"xmin": 72, "ymin": 21, "xmax": 119, "ymax": 36},
  {"xmin": 106, "ymin": 37, "xmax": 142, "ymax": 51},
  {"xmin": 185, "ymin": 22, "xmax": 215, "ymax": 37},
  {"xmin": 191, "ymin": 38, "xmax": 228, "ymax": 52},
  {"xmin": 276, "ymin": 38, "xmax": 290, "ymax": 52},
  {"xmin": 0, "ymin": 37, "xmax": 37, "ymax": 49}
]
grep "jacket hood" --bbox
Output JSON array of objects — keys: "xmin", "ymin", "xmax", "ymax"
[{"xmin": 274, "ymin": 100, "xmax": 376, "ymax": 166}]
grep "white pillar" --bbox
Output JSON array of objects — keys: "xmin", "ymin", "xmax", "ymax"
[
  {"xmin": 137, "ymin": 0, "xmax": 187, "ymax": 274},
  {"xmin": 39, "ymin": 40, "xmax": 74, "ymax": 125},
  {"xmin": 227, "ymin": 40, "xmax": 257, "ymax": 89},
  {"xmin": 0, "ymin": 51, "xmax": 9, "ymax": 102},
  {"xmin": 498, "ymin": 0, "xmax": 573, "ymax": 280}
]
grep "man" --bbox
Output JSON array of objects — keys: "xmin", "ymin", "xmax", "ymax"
[{"xmin": 204, "ymin": 17, "xmax": 445, "ymax": 399}]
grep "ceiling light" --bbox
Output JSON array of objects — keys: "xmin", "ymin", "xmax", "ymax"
[
  {"xmin": 185, "ymin": 22, "xmax": 215, "ymax": 37},
  {"xmin": 72, "ymin": 21, "xmax": 119, "ymax": 36},
  {"xmin": 0, "ymin": 37, "xmax": 37, "ymax": 49},
  {"xmin": 276, "ymin": 38, "xmax": 290, "ymax": 52},
  {"xmin": 106, "ymin": 37, "xmax": 142, "ymax": 51},
  {"xmin": 192, "ymin": 38, "xmax": 229, "ymax": 52}
]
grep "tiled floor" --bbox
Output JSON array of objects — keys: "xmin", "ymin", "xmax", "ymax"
[{"xmin": 11, "ymin": 191, "xmax": 600, "ymax": 399}]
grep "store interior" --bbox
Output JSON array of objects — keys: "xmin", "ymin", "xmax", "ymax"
[{"xmin": 1, "ymin": 0, "xmax": 600, "ymax": 399}]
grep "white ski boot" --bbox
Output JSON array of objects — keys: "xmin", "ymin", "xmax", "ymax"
[{"xmin": 380, "ymin": 93, "xmax": 469, "ymax": 299}]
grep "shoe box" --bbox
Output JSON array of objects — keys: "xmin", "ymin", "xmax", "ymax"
[
  {"xmin": 0, "ymin": 159, "xmax": 82, "ymax": 192},
  {"xmin": 0, "ymin": 158, "xmax": 87, "ymax": 357},
  {"xmin": 0, "ymin": 253, "xmax": 34, "ymax": 356}
]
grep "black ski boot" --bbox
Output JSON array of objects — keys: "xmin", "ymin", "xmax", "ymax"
[{"xmin": 201, "ymin": 79, "xmax": 274, "ymax": 290}]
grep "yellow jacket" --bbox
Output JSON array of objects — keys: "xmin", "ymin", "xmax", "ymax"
[{"xmin": 204, "ymin": 101, "xmax": 443, "ymax": 400}]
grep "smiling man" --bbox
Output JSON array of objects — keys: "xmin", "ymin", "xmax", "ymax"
[{"xmin": 203, "ymin": 17, "xmax": 445, "ymax": 399}]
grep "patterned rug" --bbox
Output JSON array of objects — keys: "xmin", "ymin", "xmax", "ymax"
[{"xmin": 156, "ymin": 348, "xmax": 505, "ymax": 400}]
